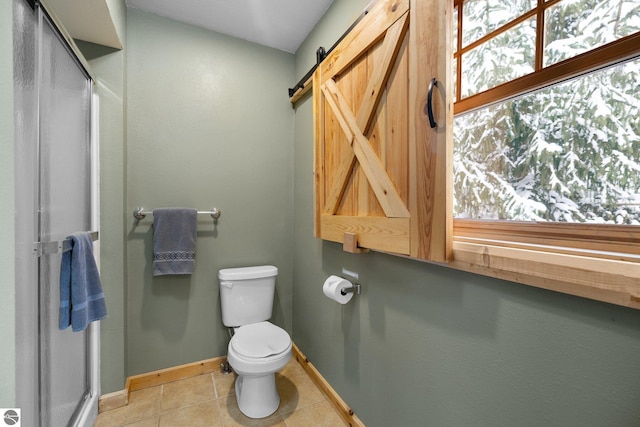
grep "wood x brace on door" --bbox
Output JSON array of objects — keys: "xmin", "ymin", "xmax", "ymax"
[
  {"xmin": 314, "ymin": 0, "xmax": 452, "ymax": 261},
  {"xmin": 314, "ymin": 0, "xmax": 411, "ymax": 254}
]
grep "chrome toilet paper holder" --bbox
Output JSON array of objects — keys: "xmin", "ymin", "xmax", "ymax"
[{"xmin": 340, "ymin": 281, "xmax": 361, "ymax": 296}]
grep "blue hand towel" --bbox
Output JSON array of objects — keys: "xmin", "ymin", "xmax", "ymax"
[
  {"xmin": 152, "ymin": 208, "xmax": 198, "ymax": 276},
  {"xmin": 59, "ymin": 232, "xmax": 108, "ymax": 332}
]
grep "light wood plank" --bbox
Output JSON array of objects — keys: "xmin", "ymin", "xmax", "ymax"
[
  {"xmin": 292, "ymin": 343, "xmax": 366, "ymax": 427},
  {"xmin": 320, "ymin": 63, "xmax": 362, "ymax": 216},
  {"xmin": 454, "ymin": 220, "xmax": 640, "ymax": 260},
  {"xmin": 321, "ymin": 214, "xmax": 411, "ymax": 254},
  {"xmin": 321, "ymin": 73, "xmax": 357, "ymax": 215},
  {"xmin": 409, "ymin": 0, "xmax": 453, "ymax": 261},
  {"xmin": 455, "ymin": 235, "xmax": 640, "ymax": 263},
  {"xmin": 343, "ymin": 232, "xmax": 370, "ymax": 253},
  {"xmin": 322, "ymin": 80, "xmax": 410, "ymax": 218},
  {"xmin": 385, "ymin": 32, "xmax": 410, "ymax": 209},
  {"xmin": 335, "ymin": 65, "xmax": 358, "ymax": 216},
  {"xmin": 323, "ymin": 154, "xmax": 358, "ymax": 215},
  {"xmin": 290, "ymin": 75, "xmax": 313, "ymax": 104},
  {"xmin": 356, "ymin": 12, "xmax": 409, "ymax": 135},
  {"xmin": 365, "ymin": 43, "xmax": 386, "ymax": 217},
  {"xmin": 322, "ymin": 80, "xmax": 354, "ymax": 146},
  {"xmin": 313, "ymin": 69, "xmax": 324, "ymax": 237},
  {"xmin": 320, "ymin": 0, "xmax": 410, "ymax": 80},
  {"xmin": 325, "ymin": 106, "xmax": 351, "ymax": 216},
  {"xmin": 126, "ymin": 356, "xmax": 226, "ymax": 392},
  {"xmin": 451, "ymin": 241, "xmax": 640, "ymax": 310},
  {"xmin": 98, "ymin": 355, "xmax": 227, "ymax": 413},
  {"xmin": 351, "ymin": 52, "xmax": 371, "ymax": 217}
]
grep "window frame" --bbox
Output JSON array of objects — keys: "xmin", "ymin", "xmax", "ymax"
[
  {"xmin": 454, "ymin": 0, "xmax": 640, "ymax": 114},
  {"xmin": 452, "ymin": 0, "xmax": 640, "ymax": 256},
  {"xmin": 448, "ymin": 0, "xmax": 640, "ymax": 309}
]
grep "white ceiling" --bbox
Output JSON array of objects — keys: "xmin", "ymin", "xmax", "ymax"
[{"xmin": 125, "ymin": 0, "xmax": 335, "ymax": 53}]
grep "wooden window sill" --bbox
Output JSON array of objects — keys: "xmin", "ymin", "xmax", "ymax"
[{"xmin": 448, "ymin": 240, "xmax": 640, "ymax": 309}]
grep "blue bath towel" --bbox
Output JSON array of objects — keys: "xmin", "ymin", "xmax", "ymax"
[
  {"xmin": 152, "ymin": 208, "xmax": 198, "ymax": 276},
  {"xmin": 59, "ymin": 232, "xmax": 107, "ymax": 332}
]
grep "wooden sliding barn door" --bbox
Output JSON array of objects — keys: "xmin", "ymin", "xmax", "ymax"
[
  {"xmin": 314, "ymin": 0, "xmax": 412, "ymax": 254},
  {"xmin": 314, "ymin": 0, "xmax": 452, "ymax": 261}
]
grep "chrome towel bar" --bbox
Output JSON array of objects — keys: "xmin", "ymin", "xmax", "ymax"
[
  {"xmin": 33, "ymin": 231, "xmax": 99, "ymax": 257},
  {"xmin": 133, "ymin": 207, "xmax": 222, "ymax": 221}
]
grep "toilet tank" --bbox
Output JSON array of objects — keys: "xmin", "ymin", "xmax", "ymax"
[{"xmin": 218, "ymin": 265, "xmax": 278, "ymax": 327}]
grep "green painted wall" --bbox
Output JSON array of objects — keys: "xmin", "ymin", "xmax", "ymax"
[
  {"xmin": 292, "ymin": 1, "xmax": 640, "ymax": 426},
  {"xmin": 11, "ymin": 3, "xmax": 639, "ymax": 425},
  {"xmin": 124, "ymin": 9, "xmax": 295, "ymax": 376},
  {"xmin": 76, "ymin": 0, "xmax": 128, "ymax": 395},
  {"xmin": 0, "ymin": 0, "xmax": 15, "ymax": 407}
]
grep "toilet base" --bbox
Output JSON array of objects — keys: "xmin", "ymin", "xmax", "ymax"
[{"xmin": 235, "ymin": 373, "xmax": 280, "ymax": 419}]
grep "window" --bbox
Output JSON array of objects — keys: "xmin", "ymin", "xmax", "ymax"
[{"xmin": 453, "ymin": 0, "xmax": 640, "ymax": 259}]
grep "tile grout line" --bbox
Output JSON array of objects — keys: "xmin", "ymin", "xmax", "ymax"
[{"xmin": 154, "ymin": 397, "xmax": 220, "ymax": 418}]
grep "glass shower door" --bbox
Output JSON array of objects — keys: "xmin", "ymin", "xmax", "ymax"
[
  {"xmin": 38, "ymin": 11, "xmax": 93, "ymax": 426},
  {"xmin": 14, "ymin": 1, "xmax": 96, "ymax": 425}
]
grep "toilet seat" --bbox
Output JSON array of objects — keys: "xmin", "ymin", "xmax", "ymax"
[
  {"xmin": 227, "ymin": 321, "xmax": 292, "ymax": 378},
  {"xmin": 231, "ymin": 321, "xmax": 291, "ymax": 359}
]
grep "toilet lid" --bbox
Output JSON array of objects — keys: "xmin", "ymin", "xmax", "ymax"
[{"xmin": 231, "ymin": 322, "xmax": 291, "ymax": 358}]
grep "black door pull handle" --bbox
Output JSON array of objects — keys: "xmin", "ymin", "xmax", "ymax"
[{"xmin": 427, "ymin": 77, "xmax": 438, "ymax": 129}]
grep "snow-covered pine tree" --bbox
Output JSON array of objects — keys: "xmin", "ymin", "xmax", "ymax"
[{"xmin": 454, "ymin": 0, "xmax": 640, "ymax": 224}]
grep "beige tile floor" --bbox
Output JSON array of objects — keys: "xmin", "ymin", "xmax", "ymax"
[{"xmin": 94, "ymin": 358, "xmax": 349, "ymax": 427}]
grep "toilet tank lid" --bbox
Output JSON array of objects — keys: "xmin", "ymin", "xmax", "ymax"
[{"xmin": 218, "ymin": 265, "xmax": 278, "ymax": 281}]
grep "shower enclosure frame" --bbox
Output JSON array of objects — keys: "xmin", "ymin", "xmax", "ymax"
[{"xmin": 14, "ymin": 0, "xmax": 101, "ymax": 425}]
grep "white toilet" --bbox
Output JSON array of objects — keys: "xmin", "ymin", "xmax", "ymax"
[{"xmin": 218, "ymin": 265, "xmax": 292, "ymax": 419}]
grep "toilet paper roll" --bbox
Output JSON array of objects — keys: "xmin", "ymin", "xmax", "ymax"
[{"xmin": 322, "ymin": 275, "xmax": 354, "ymax": 304}]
